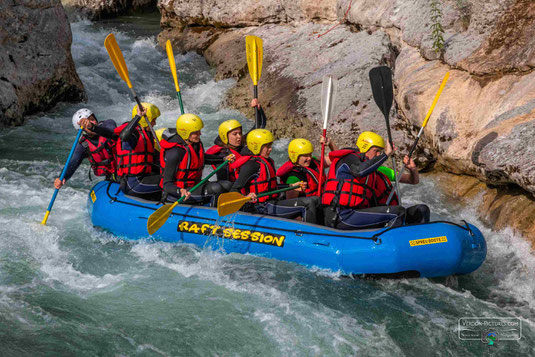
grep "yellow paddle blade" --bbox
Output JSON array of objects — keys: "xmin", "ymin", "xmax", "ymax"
[
  {"xmin": 165, "ymin": 40, "xmax": 180, "ymax": 92},
  {"xmin": 217, "ymin": 192, "xmax": 252, "ymax": 216},
  {"xmin": 147, "ymin": 201, "xmax": 179, "ymax": 235},
  {"xmin": 421, "ymin": 72, "xmax": 450, "ymax": 128},
  {"xmin": 104, "ymin": 33, "xmax": 133, "ymax": 89},
  {"xmin": 246, "ymin": 35, "xmax": 263, "ymax": 85}
]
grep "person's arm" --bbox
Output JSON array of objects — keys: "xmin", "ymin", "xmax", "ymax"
[
  {"xmin": 230, "ymin": 161, "xmax": 260, "ymax": 193},
  {"xmin": 162, "ymin": 147, "xmax": 186, "ymax": 196},
  {"xmin": 284, "ymin": 175, "xmax": 301, "ymax": 199},
  {"xmin": 54, "ymin": 142, "xmax": 87, "ymax": 188},
  {"xmin": 400, "ymin": 155, "xmax": 419, "ymax": 184},
  {"xmin": 92, "ymin": 120, "xmax": 118, "ymax": 139},
  {"xmin": 119, "ymin": 116, "xmax": 142, "ymax": 149},
  {"xmin": 348, "ymin": 153, "xmax": 389, "ymax": 177},
  {"xmin": 205, "ymin": 153, "xmax": 225, "ymax": 165}
]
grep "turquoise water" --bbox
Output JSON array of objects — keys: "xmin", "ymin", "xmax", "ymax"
[{"xmin": 0, "ymin": 15, "xmax": 534, "ymax": 356}]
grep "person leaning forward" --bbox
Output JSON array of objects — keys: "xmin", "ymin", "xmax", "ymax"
[
  {"xmin": 230, "ymin": 129, "xmax": 320, "ymax": 224},
  {"xmin": 322, "ymin": 132, "xmax": 405, "ymax": 230},
  {"xmin": 54, "ymin": 108, "xmax": 117, "ymax": 190},
  {"xmin": 159, "ymin": 113, "xmax": 234, "ymax": 206},
  {"xmin": 357, "ymin": 131, "xmax": 430, "ymax": 224},
  {"xmin": 112, "ymin": 103, "xmax": 162, "ymax": 201}
]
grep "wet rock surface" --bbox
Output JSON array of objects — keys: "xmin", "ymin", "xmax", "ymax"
[{"xmin": 0, "ymin": 0, "xmax": 86, "ymax": 128}]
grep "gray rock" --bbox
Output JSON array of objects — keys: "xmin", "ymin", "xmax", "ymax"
[
  {"xmin": 62, "ymin": 0, "xmax": 157, "ymax": 20},
  {"xmin": 0, "ymin": 0, "xmax": 86, "ymax": 128}
]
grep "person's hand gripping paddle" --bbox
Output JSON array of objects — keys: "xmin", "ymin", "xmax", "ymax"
[
  {"xmin": 147, "ymin": 160, "xmax": 231, "ymax": 235},
  {"xmin": 41, "ymin": 128, "xmax": 84, "ymax": 225},
  {"xmin": 104, "ymin": 33, "xmax": 160, "ymax": 149},
  {"xmin": 369, "ymin": 66, "xmax": 401, "ymax": 205},
  {"xmin": 317, "ymin": 75, "xmax": 337, "ymax": 196},
  {"xmin": 246, "ymin": 35, "xmax": 263, "ymax": 128},
  {"xmin": 384, "ymin": 72, "xmax": 450, "ymax": 205}
]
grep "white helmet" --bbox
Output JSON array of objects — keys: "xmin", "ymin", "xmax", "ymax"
[{"xmin": 72, "ymin": 108, "xmax": 94, "ymax": 129}]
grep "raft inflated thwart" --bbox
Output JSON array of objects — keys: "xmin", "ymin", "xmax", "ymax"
[{"xmin": 88, "ymin": 181, "xmax": 487, "ymax": 278}]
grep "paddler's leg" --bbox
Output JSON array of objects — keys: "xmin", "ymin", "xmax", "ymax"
[
  {"xmin": 335, "ymin": 206, "xmax": 405, "ymax": 230},
  {"xmin": 259, "ymin": 196, "xmax": 319, "ymax": 224},
  {"xmin": 270, "ymin": 196, "xmax": 320, "ymax": 223},
  {"xmin": 405, "ymin": 204, "xmax": 430, "ymax": 224},
  {"xmin": 124, "ymin": 174, "xmax": 162, "ymax": 201}
]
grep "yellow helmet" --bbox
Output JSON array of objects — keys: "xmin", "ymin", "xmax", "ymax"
[
  {"xmin": 218, "ymin": 119, "xmax": 242, "ymax": 144},
  {"xmin": 132, "ymin": 102, "xmax": 161, "ymax": 127},
  {"xmin": 288, "ymin": 138, "xmax": 314, "ymax": 163},
  {"xmin": 356, "ymin": 131, "xmax": 385, "ymax": 153},
  {"xmin": 247, "ymin": 129, "xmax": 274, "ymax": 155},
  {"xmin": 154, "ymin": 128, "xmax": 166, "ymax": 151},
  {"xmin": 176, "ymin": 113, "xmax": 204, "ymax": 140}
]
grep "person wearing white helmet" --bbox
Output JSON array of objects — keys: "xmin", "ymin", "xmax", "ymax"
[{"xmin": 53, "ymin": 108, "xmax": 117, "ymax": 189}]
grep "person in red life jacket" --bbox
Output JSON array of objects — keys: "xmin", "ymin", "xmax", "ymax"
[
  {"xmin": 54, "ymin": 108, "xmax": 117, "ymax": 190},
  {"xmin": 205, "ymin": 119, "xmax": 243, "ymax": 186},
  {"xmin": 357, "ymin": 132, "xmax": 430, "ymax": 224},
  {"xmin": 321, "ymin": 132, "xmax": 406, "ymax": 230},
  {"xmin": 160, "ymin": 114, "xmax": 234, "ymax": 205},
  {"xmin": 113, "ymin": 103, "xmax": 162, "ymax": 200},
  {"xmin": 277, "ymin": 137, "xmax": 338, "ymax": 199},
  {"xmin": 230, "ymin": 129, "xmax": 320, "ymax": 223},
  {"xmin": 206, "ymin": 99, "xmax": 268, "ymax": 183}
]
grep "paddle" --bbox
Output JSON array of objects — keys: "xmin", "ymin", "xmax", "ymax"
[
  {"xmin": 217, "ymin": 186, "xmax": 299, "ymax": 217},
  {"xmin": 385, "ymin": 71, "xmax": 450, "ymax": 205},
  {"xmin": 147, "ymin": 160, "xmax": 230, "ymax": 235},
  {"xmin": 369, "ymin": 66, "xmax": 401, "ymax": 205},
  {"xmin": 104, "ymin": 33, "xmax": 160, "ymax": 149},
  {"xmin": 41, "ymin": 128, "xmax": 84, "ymax": 225},
  {"xmin": 317, "ymin": 75, "xmax": 337, "ymax": 196},
  {"xmin": 245, "ymin": 35, "xmax": 263, "ymax": 128},
  {"xmin": 165, "ymin": 40, "xmax": 185, "ymax": 115}
]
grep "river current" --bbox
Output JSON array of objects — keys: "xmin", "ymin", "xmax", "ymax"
[{"xmin": 0, "ymin": 15, "xmax": 534, "ymax": 356}]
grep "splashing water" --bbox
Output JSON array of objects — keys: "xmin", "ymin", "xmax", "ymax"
[{"xmin": 0, "ymin": 14, "xmax": 534, "ymax": 356}]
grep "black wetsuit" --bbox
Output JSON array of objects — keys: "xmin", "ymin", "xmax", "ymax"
[
  {"xmin": 323, "ymin": 152, "xmax": 405, "ymax": 229},
  {"xmin": 62, "ymin": 119, "xmax": 117, "ymax": 181},
  {"xmin": 230, "ymin": 148, "xmax": 320, "ymax": 223},
  {"xmin": 161, "ymin": 129, "xmax": 228, "ymax": 206}
]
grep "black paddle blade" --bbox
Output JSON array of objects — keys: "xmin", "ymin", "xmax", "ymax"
[{"xmin": 369, "ymin": 66, "xmax": 393, "ymax": 120}]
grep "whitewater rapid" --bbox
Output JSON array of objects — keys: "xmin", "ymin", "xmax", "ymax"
[{"xmin": 0, "ymin": 15, "xmax": 533, "ymax": 356}]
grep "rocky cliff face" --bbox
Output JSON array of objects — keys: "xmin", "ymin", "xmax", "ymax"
[
  {"xmin": 157, "ymin": 0, "xmax": 535, "ymax": 241},
  {"xmin": 62, "ymin": 0, "xmax": 158, "ymax": 20},
  {"xmin": 0, "ymin": 0, "xmax": 86, "ymax": 128}
]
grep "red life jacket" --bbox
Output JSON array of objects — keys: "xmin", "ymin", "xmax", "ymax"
[
  {"xmin": 206, "ymin": 144, "xmax": 241, "ymax": 182},
  {"xmin": 374, "ymin": 171, "xmax": 399, "ymax": 206},
  {"xmin": 321, "ymin": 149, "xmax": 375, "ymax": 209},
  {"xmin": 159, "ymin": 131, "xmax": 205, "ymax": 189},
  {"xmin": 232, "ymin": 155, "xmax": 278, "ymax": 203},
  {"xmin": 114, "ymin": 122, "xmax": 155, "ymax": 177},
  {"xmin": 276, "ymin": 158, "xmax": 325, "ymax": 197},
  {"xmin": 80, "ymin": 135, "xmax": 116, "ymax": 177}
]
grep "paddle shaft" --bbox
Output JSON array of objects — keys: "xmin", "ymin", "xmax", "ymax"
[
  {"xmin": 380, "ymin": 103, "xmax": 402, "ymax": 207},
  {"xmin": 385, "ymin": 72, "xmax": 449, "ymax": 205},
  {"xmin": 254, "ymin": 85, "xmax": 260, "ymax": 128},
  {"xmin": 131, "ymin": 91, "xmax": 160, "ymax": 150},
  {"xmin": 257, "ymin": 185, "xmax": 297, "ymax": 199},
  {"xmin": 178, "ymin": 160, "xmax": 229, "ymax": 203},
  {"xmin": 177, "ymin": 91, "xmax": 185, "ymax": 115},
  {"xmin": 317, "ymin": 128, "xmax": 327, "ymax": 196},
  {"xmin": 41, "ymin": 128, "xmax": 84, "ymax": 225}
]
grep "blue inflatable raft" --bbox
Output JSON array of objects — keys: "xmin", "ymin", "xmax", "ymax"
[{"xmin": 88, "ymin": 181, "xmax": 486, "ymax": 278}]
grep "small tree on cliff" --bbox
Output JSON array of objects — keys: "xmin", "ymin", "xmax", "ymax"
[{"xmin": 430, "ymin": 0, "xmax": 445, "ymax": 55}]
